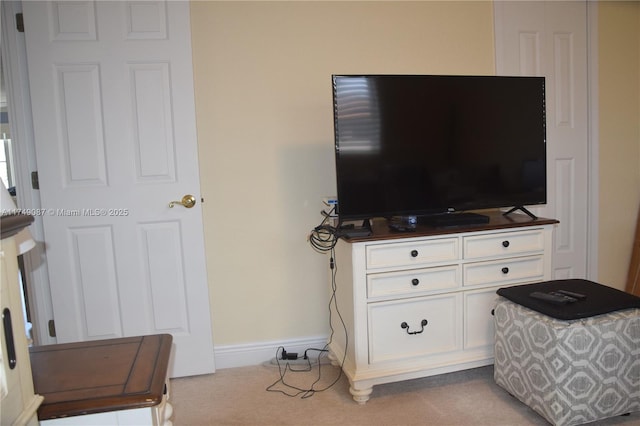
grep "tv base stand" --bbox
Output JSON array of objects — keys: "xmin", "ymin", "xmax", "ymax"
[
  {"xmin": 503, "ymin": 205, "xmax": 537, "ymax": 220},
  {"xmin": 328, "ymin": 212, "xmax": 557, "ymax": 403},
  {"xmin": 338, "ymin": 219, "xmax": 372, "ymax": 238}
]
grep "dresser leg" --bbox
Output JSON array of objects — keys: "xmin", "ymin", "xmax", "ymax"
[
  {"xmin": 163, "ymin": 379, "xmax": 173, "ymax": 426},
  {"xmin": 163, "ymin": 402, "xmax": 174, "ymax": 426},
  {"xmin": 152, "ymin": 380, "xmax": 174, "ymax": 426},
  {"xmin": 349, "ymin": 382, "xmax": 372, "ymax": 404}
]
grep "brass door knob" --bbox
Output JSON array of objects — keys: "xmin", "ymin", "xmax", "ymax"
[{"xmin": 169, "ymin": 194, "xmax": 196, "ymax": 208}]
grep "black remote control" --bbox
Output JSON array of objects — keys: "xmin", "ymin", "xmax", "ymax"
[
  {"xmin": 554, "ymin": 289, "xmax": 587, "ymax": 300},
  {"xmin": 529, "ymin": 291, "xmax": 576, "ymax": 305}
]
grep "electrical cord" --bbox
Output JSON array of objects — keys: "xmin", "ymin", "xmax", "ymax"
[
  {"xmin": 308, "ymin": 207, "xmax": 339, "ymax": 253},
  {"xmin": 266, "ymin": 243, "xmax": 348, "ymax": 399}
]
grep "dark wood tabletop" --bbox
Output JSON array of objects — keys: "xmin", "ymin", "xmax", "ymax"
[
  {"xmin": 343, "ymin": 210, "xmax": 558, "ymax": 242},
  {"xmin": 30, "ymin": 334, "xmax": 172, "ymax": 420},
  {"xmin": 0, "ymin": 213, "xmax": 34, "ymax": 239}
]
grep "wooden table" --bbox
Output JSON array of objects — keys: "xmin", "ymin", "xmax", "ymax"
[{"xmin": 29, "ymin": 334, "xmax": 172, "ymax": 424}]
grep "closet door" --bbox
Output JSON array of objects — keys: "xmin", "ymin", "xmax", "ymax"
[
  {"xmin": 22, "ymin": 1, "xmax": 215, "ymax": 377},
  {"xmin": 494, "ymin": 1, "xmax": 589, "ymax": 280}
]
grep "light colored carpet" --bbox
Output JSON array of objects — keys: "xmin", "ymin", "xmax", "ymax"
[{"xmin": 169, "ymin": 362, "xmax": 639, "ymax": 426}]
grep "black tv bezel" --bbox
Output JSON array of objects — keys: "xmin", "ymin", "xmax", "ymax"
[{"xmin": 331, "ymin": 74, "xmax": 547, "ymax": 222}]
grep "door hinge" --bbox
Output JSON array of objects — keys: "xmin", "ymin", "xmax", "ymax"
[
  {"xmin": 16, "ymin": 13, "xmax": 24, "ymax": 33},
  {"xmin": 31, "ymin": 171, "xmax": 39, "ymax": 190},
  {"xmin": 48, "ymin": 319, "xmax": 56, "ymax": 337}
]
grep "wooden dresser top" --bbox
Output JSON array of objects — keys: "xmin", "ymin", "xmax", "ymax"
[
  {"xmin": 30, "ymin": 334, "xmax": 172, "ymax": 420},
  {"xmin": 344, "ymin": 211, "xmax": 558, "ymax": 242}
]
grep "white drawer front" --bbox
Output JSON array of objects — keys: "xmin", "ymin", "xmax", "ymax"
[
  {"xmin": 463, "ymin": 229, "xmax": 545, "ymax": 260},
  {"xmin": 463, "ymin": 255, "xmax": 544, "ymax": 287},
  {"xmin": 366, "ymin": 238, "xmax": 459, "ymax": 270},
  {"xmin": 368, "ymin": 294, "xmax": 461, "ymax": 364},
  {"xmin": 367, "ymin": 265, "xmax": 460, "ymax": 300}
]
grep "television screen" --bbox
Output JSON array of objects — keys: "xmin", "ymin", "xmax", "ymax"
[{"xmin": 332, "ymin": 74, "xmax": 547, "ymax": 222}]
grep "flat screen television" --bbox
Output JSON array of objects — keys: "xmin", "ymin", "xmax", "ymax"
[{"xmin": 332, "ymin": 74, "xmax": 547, "ymax": 225}]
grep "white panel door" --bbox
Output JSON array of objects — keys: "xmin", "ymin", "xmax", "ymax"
[
  {"xmin": 22, "ymin": 0, "xmax": 214, "ymax": 377},
  {"xmin": 494, "ymin": 1, "xmax": 589, "ymax": 279}
]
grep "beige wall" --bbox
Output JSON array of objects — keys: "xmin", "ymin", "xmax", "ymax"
[
  {"xmin": 190, "ymin": 1, "xmax": 640, "ymax": 349},
  {"xmin": 598, "ymin": 1, "xmax": 640, "ymax": 289},
  {"xmin": 190, "ymin": 1, "xmax": 495, "ymax": 346}
]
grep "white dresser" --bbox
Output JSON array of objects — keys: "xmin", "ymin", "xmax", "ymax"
[{"xmin": 329, "ymin": 212, "xmax": 557, "ymax": 403}]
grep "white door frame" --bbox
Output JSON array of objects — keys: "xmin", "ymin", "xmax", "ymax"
[{"xmin": 1, "ymin": 0, "xmax": 56, "ymax": 345}]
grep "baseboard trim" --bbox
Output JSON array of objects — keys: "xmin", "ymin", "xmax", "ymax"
[{"xmin": 213, "ymin": 335, "xmax": 329, "ymax": 369}]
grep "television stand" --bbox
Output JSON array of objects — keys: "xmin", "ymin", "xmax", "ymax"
[
  {"xmin": 503, "ymin": 206, "xmax": 538, "ymax": 220},
  {"xmin": 329, "ymin": 214, "xmax": 558, "ymax": 404},
  {"xmin": 420, "ymin": 212, "xmax": 489, "ymax": 228}
]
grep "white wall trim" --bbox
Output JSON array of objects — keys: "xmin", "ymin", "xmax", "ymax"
[
  {"xmin": 586, "ymin": 0, "xmax": 599, "ymax": 281},
  {"xmin": 213, "ymin": 335, "xmax": 329, "ymax": 370}
]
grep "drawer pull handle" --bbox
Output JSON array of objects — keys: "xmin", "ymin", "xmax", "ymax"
[
  {"xmin": 410, "ymin": 250, "xmax": 419, "ymax": 258},
  {"xmin": 3, "ymin": 308, "xmax": 17, "ymax": 369},
  {"xmin": 501, "ymin": 267, "xmax": 509, "ymax": 274},
  {"xmin": 502, "ymin": 240, "xmax": 510, "ymax": 248},
  {"xmin": 401, "ymin": 319, "xmax": 428, "ymax": 335},
  {"xmin": 411, "ymin": 278, "xmax": 420, "ymax": 286}
]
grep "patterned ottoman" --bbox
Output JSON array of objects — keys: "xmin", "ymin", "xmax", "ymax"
[{"xmin": 493, "ymin": 281, "xmax": 640, "ymax": 426}]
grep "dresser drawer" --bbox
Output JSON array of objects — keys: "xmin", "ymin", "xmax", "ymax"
[
  {"xmin": 368, "ymin": 294, "xmax": 461, "ymax": 364},
  {"xmin": 463, "ymin": 229, "xmax": 545, "ymax": 260},
  {"xmin": 366, "ymin": 238, "xmax": 459, "ymax": 270},
  {"xmin": 367, "ymin": 265, "xmax": 460, "ymax": 300},
  {"xmin": 463, "ymin": 255, "xmax": 545, "ymax": 287}
]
